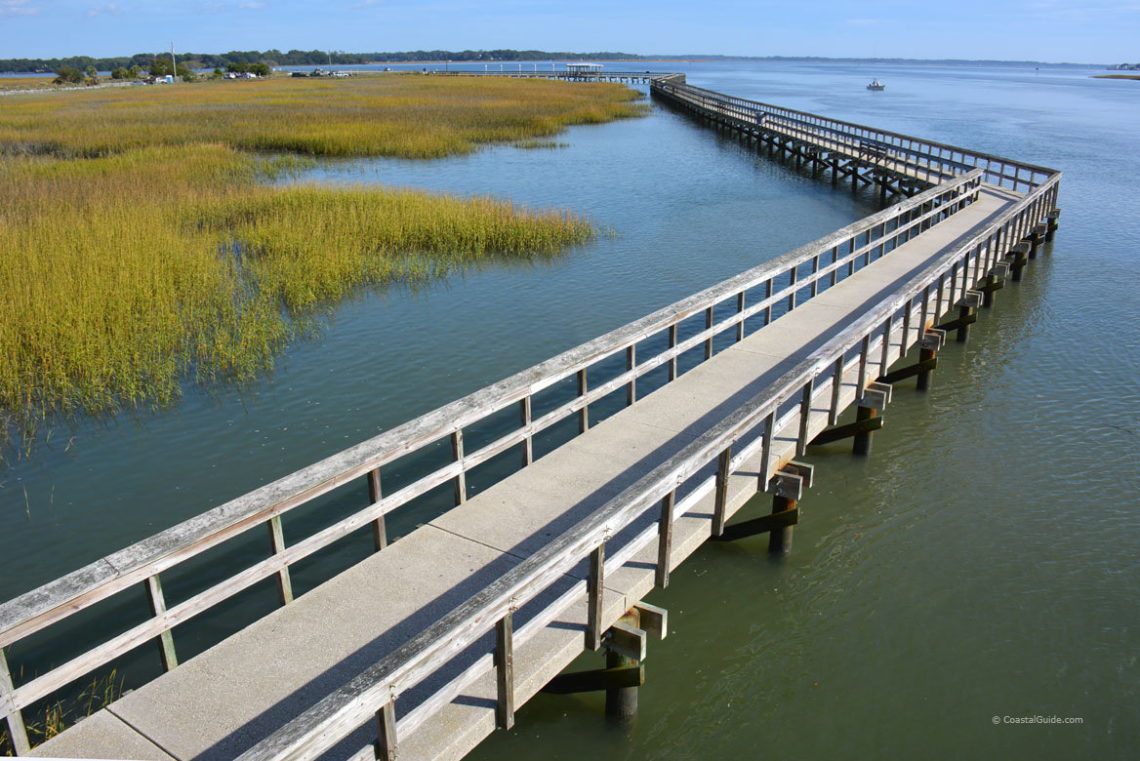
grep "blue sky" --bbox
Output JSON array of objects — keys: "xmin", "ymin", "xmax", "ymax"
[{"xmin": 0, "ymin": 0, "xmax": 1135, "ymax": 63}]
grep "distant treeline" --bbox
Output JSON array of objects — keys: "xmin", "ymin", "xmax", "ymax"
[{"xmin": 0, "ymin": 49, "xmax": 643, "ymax": 73}]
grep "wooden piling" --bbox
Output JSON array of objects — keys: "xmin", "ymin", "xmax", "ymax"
[
  {"xmin": 852, "ymin": 406, "xmax": 878, "ymax": 456},
  {"xmin": 1009, "ymin": 241, "xmax": 1030, "ymax": 282},
  {"xmin": 605, "ymin": 610, "xmax": 643, "ymax": 722},
  {"xmin": 917, "ymin": 329, "xmax": 945, "ymax": 391},
  {"xmin": 1046, "ymin": 208, "xmax": 1061, "ymax": 241},
  {"xmin": 767, "ymin": 464, "xmax": 812, "ymax": 554},
  {"xmin": 850, "ymin": 383, "xmax": 890, "ymax": 455}
]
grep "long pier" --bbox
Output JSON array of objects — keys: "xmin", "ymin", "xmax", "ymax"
[
  {"xmin": 433, "ymin": 69, "xmax": 661, "ymax": 84},
  {"xmin": 1, "ymin": 74, "xmax": 1060, "ymax": 761}
]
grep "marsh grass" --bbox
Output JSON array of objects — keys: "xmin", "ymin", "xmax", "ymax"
[
  {"xmin": 0, "ymin": 669, "xmax": 123, "ymax": 753},
  {"xmin": 0, "ymin": 76, "xmax": 644, "ymax": 452},
  {"xmin": 0, "ymin": 76, "xmax": 57, "ymax": 92},
  {"xmin": 513, "ymin": 139, "xmax": 570, "ymax": 149}
]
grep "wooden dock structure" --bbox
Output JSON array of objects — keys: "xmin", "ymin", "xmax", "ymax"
[
  {"xmin": 431, "ymin": 70, "xmax": 667, "ymax": 84},
  {"xmin": 1, "ymin": 74, "xmax": 1060, "ymax": 761}
]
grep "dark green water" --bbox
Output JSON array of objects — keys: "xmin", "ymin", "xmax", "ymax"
[{"xmin": 2, "ymin": 62, "xmax": 1137, "ymax": 758}]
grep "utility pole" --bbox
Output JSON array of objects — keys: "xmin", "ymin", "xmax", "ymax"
[{"xmin": 170, "ymin": 42, "xmax": 177, "ymax": 80}]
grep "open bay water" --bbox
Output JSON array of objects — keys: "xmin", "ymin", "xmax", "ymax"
[{"xmin": 2, "ymin": 61, "xmax": 1136, "ymax": 757}]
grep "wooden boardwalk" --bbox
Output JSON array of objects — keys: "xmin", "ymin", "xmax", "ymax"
[
  {"xmin": 2, "ymin": 75, "xmax": 1060, "ymax": 761},
  {"xmin": 433, "ymin": 70, "xmax": 663, "ymax": 84}
]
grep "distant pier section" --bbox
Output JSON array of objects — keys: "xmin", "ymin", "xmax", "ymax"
[{"xmin": 432, "ymin": 62, "xmax": 673, "ymax": 84}]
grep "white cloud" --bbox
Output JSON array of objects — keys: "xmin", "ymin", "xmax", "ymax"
[
  {"xmin": 85, "ymin": 3, "xmax": 124, "ymax": 18},
  {"xmin": 0, "ymin": 0, "xmax": 38, "ymax": 17}
]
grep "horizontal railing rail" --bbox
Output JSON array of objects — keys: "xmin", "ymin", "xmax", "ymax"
[
  {"xmin": 0, "ymin": 171, "xmax": 987, "ymax": 749},
  {"xmin": 237, "ymin": 172, "xmax": 1061, "ymax": 761},
  {"xmin": 652, "ymin": 78, "xmax": 1056, "ymax": 193}
]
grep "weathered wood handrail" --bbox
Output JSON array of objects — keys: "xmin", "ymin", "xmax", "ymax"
[
  {"xmin": 0, "ymin": 168, "xmax": 987, "ymax": 748},
  {"xmin": 236, "ymin": 171, "xmax": 1062, "ymax": 761},
  {"xmin": 652, "ymin": 78, "xmax": 1056, "ymax": 193}
]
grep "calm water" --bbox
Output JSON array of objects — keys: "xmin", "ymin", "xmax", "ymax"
[{"xmin": 3, "ymin": 62, "xmax": 1137, "ymax": 757}]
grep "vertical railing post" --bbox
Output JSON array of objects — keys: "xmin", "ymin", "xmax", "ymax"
[
  {"xmin": 267, "ymin": 516, "xmax": 294, "ymax": 605},
  {"xmin": 920, "ymin": 284, "xmax": 932, "ymax": 334},
  {"xmin": 829, "ymin": 356, "xmax": 845, "ymax": 425},
  {"xmin": 712, "ymin": 446, "xmax": 733, "ymax": 537},
  {"xmin": 704, "ymin": 306, "xmax": 714, "ymax": 360},
  {"xmin": 146, "ymin": 574, "xmax": 180, "ymax": 669},
  {"xmin": 367, "ymin": 469, "xmax": 387, "ymax": 551},
  {"xmin": 1, "ymin": 648, "xmax": 30, "ymax": 756},
  {"xmin": 668, "ymin": 325, "xmax": 679, "ymax": 381},
  {"xmin": 577, "ymin": 369, "xmax": 589, "ymax": 433},
  {"xmin": 935, "ymin": 274, "xmax": 946, "ymax": 322},
  {"xmin": 736, "ymin": 291, "xmax": 746, "ymax": 342},
  {"xmin": 495, "ymin": 612, "xmax": 515, "ymax": 730},
  {"xmin": 374, "ymin": 700, "xmax": 397, "ymax": 761},
  {"xmin": 586, "ymin": 544, "xmax": 606, "ymax": 651},
  {"xmin": 519, "ymin": 397, "xmax": 533, "ymax": 467},
  {"xmin": 451, "ymin": 430, "xmax": 467, "ymax": 505},
  {"xmin": 879, "ymin": 315, "xmax": 894, "ymax": 377},
  {"xmin": 901, "ymin": 298, "xmax": 913, "ymax": 360},
  {"xmin": 856, "ymin": 335, "xmax": 871, "ymax": 393},
  {"xmin": 656, "ymin": 492, "xmax": 675, "ymax": 589},
  {"xmin": 626, "ymin": 346, "xmax": 637, "ymax": 405},
  {"xmin": 758, "ymin": 411, "xmax": 776, "ymax": 489},
  {"xmin": 949, "ymin": 263, "xmax": 959, "ymax": 310},
  {"xmin": 797, "ymin": 380, "xmax": 814, "ymax": 456}
]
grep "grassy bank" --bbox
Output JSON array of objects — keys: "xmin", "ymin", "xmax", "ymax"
[{"xmin": 0, "ymin": 75, "xmax": 644, "ymax": 452}]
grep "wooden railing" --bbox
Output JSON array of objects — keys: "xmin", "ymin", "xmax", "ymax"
[
  {"xmin": 237, "ymin": 170, "xmax": 1062, "ymax": 761},
  {"xmin": 652, "ymin": 78, "xmax": 1056, "ymax": 193},
  {"xmin": 0, "ymin": 168, "xmax": 987, "ymax": 752}
]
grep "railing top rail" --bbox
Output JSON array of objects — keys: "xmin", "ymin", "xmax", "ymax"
[
  {"xmin": 238, "ymin": 168, "xmax": 1060, "ymax": 761},
  {"xmin": 655, "ymin": 79, "xmax": 1060, "ymax": 180},
  {"xmin": 0, "ymin": 168, "xmax": 984, "ymax": 645}
]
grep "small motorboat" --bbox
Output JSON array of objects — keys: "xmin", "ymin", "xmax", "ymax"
[{"xmin": 867, "ymin": 79, "xmax": 885, "ymax": 91}]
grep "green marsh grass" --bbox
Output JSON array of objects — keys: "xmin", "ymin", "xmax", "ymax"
[
  {"xmin": 0, "ymin": 75, "xmax": 645, "ymax": 451},
  {"xmin": 0, "ymin": 669, "xmax": 123, "ymax": 753}
]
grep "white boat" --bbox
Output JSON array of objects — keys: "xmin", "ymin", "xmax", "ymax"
[{"xmin": 867, "ymin": 79, "xmax": 885, "ymax": 91}]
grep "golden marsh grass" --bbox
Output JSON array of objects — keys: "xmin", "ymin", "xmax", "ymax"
[{"xmin": 0, "ymin": 75, "xmax": 645, "ymax": 450}]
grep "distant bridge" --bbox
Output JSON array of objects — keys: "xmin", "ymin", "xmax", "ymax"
[{"xmin": 3, "ymin": 74, "xmax": 1059, "ymax": 761}]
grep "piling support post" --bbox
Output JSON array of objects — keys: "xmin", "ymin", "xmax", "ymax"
[
  {"xmin": 980, "ymin": 262, "xmax": 1009, "ymax": 308},
  {"xmin": 1008, "ymin": 242, "xmax": 1030, "ymax": 282},
  {"xmin": 767, "ymin": 462, "xmax": 812, "ymax": 555},
  {"xmin": 917, "ymin": 328, "xmax": 945, "ymax": 392},
  {"xmin": 937, "ymin": 290, "xmax": 982, "ymax": 343},
  {"xmin": 1045, "ymin": 208, "xmax": 1061, "ymax": 241},
  {"xmin": 1026, "ymin": 225, "xmax": 1047, "ymax": 260},
  {"xmin": 852, "ymin": 383, "xmax": 891, "ymax": 456},
  {"xmin": 604, "ymin": 610, "xmax": 645, "ymax": 722}
]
